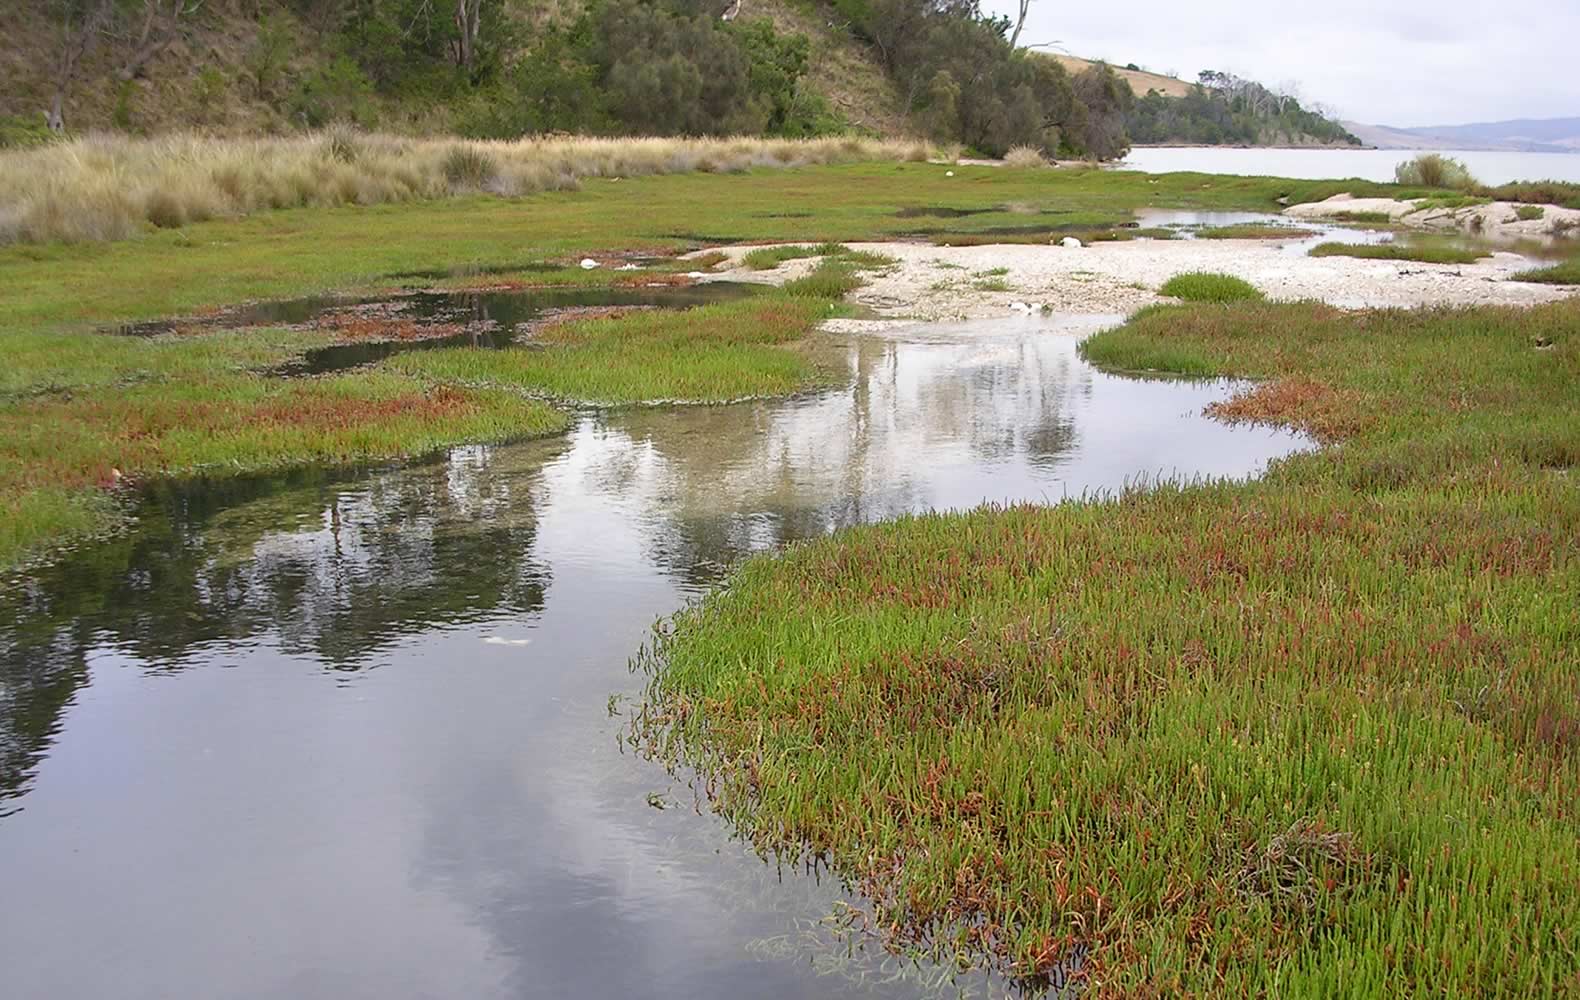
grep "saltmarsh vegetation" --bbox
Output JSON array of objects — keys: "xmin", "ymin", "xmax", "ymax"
[
  {"xmin": 0, "ymin": 158, "xmax": 1555, "ymax": 571},
  {"xmin": 388, "ymin": 259, "xmax": 869, "ymax": 403},
  {"xmin": 1514, "ymin": 254, "xmax": 1580, "ymax": 285},
  {"xmin": 1193, "ymin": 224, "xmax": 1316, "ymax": 240},
  {"xmin": 633, "ymin": 296, "xmax": 1580, "ymax": 994},
  {"xmin": 1158, "ymin": 271, "xmax": 1265, "ymax": 303},
  {"xmin": 1308, "ymin": 241, "xmax": 1489, "ymax": 265}
]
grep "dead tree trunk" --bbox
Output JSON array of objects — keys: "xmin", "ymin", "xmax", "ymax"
[
  {"xmin": 1009, "ymin": 0, "xmax": 1032, "ymax": 49},
  {"xmin": 454, "ymin": 0, "xmax": 482, "ymax": 74},
  {"xmin": 48, "ymin": 0, "xmax": 116, "ymax": 132}
]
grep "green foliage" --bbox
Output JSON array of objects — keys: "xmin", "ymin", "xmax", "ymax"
[
  {"xmin": 1515, "ymin": 205, "xmax": 1545, "ymax": 221},
  {"xmin": 831, "ymin": 0, "xmax": 1108, "ymax": 157},
  {"xmin": 288, "ymin": 57, "xmax": 377, "ymax": 128},
  {"xmin": 248, "ymin": 14, "xmax": 295, "ymax": 100},
  {"xmin": 730, "ymin": 18, "xmax": 843, "ymax": 137},
  {"xmin": 458, "ymin": 2, "xmax": 835, "ymax": 140},
  {"xmin": 1068, "ymin": 62, "xmax": 1132, "ymax": 159},
  {"xmin": 1128, "ymin": 71, "xmax": 1359, "ymax": 147},
  {"xmin": 112, "ymin": 80, "xmax": 137, "ymax": 132},
  {"xmin": 1395, "ymin": 153, "xmax": 1478, "ymax": 191},
  {"xmin": 0, "ymin": 115, "xmax": 55, "ymax": 150},
  {"xmin": 1159, "ymin": 271, "xmax": 1265, "ymax": 303},
  {"xmin": 192, "ymin": 66, "xmax": 228, "ymax": 119}
]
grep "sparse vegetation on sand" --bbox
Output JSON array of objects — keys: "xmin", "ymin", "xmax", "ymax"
[
  {"xmin": 633, "ymin": 296, "xmax": 1580, "ymax": 993},
  {"xmin": 1309, "ymin": 241, "xmax": 1488, "ymax": 265},
  {"xmin": 1159, "ymin": 271, "xmax": 1265, "ymax": 302}
]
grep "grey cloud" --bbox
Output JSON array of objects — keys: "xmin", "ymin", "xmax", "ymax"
[{"xmin": 988, "ymin": 0, "xmax": 1580, "ymax": 125}]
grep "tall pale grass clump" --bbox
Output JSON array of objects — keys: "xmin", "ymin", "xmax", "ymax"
[
  {"xmin": 1394, "ymin": 153, "xmax": 1478, "ymax": 191},
  {"xmin": 1002, "ymin": 145, "xmax": 1050, "ymax": 168},
  {"xmin": 0, "ymin": 132, "xmax": 933, "ymax": 245}
]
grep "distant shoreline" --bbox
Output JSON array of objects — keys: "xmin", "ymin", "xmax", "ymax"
[
  {"xmin": 1130, "ymin": 143, "xmax": 1580, "ymax": 156},
  {"xmin": 1129, "ymin": 143, "xmax": 1369, "ymax": 151}
]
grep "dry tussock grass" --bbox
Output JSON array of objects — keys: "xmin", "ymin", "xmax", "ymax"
[{"xmin": 0, "ymin": 131, "xmax": 934, "ymax": 245}]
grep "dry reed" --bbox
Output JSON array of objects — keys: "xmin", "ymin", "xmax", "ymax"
[{"xmin": 0, "ymin": 132, "xmax": 935, "ymax": 245}]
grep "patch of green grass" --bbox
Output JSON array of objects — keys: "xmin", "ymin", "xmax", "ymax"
[
  {"xmin": 1159, "ymin": 271, "xmax": 1265, "ymax": 303},
  {"xmin": 1195, "ymin": 224, "xmax": 1316, "ymax": 240},
  {"xmin": 1308, "ymin": 241, "xmax": 1488, "ymax": 265},
  {"xmin": 0, "ymin": 373, "xmax": 566, "ymax": 568},
  {"xmin": 741, "ymin": 242, "xmax": 895, "ymax": 272},
  {"xmin": 388, "ymin": 294, "xmax": 832, "ymax": 404},
  {"xmin": 742, "ymin": 244, "xmax": 823, "ymax": 270},
  {"xmin": 633, "ymin": 296, "xmax": 1580, "ymax": 992},
  {"xmin": 1477, "ymin": 180, "xmax": 1580, "ymax": 212},
  {"xmin": 1330, "ymin": 211, "xmax": 1394, "ymax": 224},
  {"xmin": 1515, "ymin": 205, "xmax": 1546, "ymax": 222},
  {"xmin": 1414, "ymin": 194, "xmax": 1491, "ymax": 211},
  {"xmin": 1512, "ymin": 258, "xmax": 1580, "ymax": 285},
  {"xmin": 970, "ymin": 278, "xmax": 1013, "ymax": 292}
]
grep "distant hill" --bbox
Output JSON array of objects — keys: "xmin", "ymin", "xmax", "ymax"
[
  {"xmin": 1050, "ymin": 55, "xmax": 1193, "ymax": 99},
  {"xmin": 1344, "ymin": 117, "xmax": 1580, "ymax": 153}
]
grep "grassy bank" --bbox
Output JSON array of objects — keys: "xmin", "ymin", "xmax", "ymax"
[
  {"xmin": 1309, "ymin": 241, "xmax": 1488, "ymax": 265},
  {"xmin": 633, "ymin": 297, "xmax": 1579, "ymax": 994},
  {"xmin": 1514, "ymin": 257, "xmax": 1580, "ymax": 285}
]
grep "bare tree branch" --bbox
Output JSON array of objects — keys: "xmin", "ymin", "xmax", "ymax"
[{"xmin": 1008, "ymin": 0, "xmax": 1031, "ymax": 50}]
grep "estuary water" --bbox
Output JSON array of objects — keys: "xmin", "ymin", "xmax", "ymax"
[
  {"xmin": 1121, "ymin": 146, "xmax": 1580, "ymax": 185},
  {"xmin": 0, "ymin": 318, "xmax": 1309, "ymax": 999}
]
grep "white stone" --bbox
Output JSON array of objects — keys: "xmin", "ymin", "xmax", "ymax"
[{"xmin": 579, "ymin": 258, "xmax": 600, "ymax": 270}]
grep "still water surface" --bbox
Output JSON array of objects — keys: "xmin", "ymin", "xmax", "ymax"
[
  {"xmin": 0, "ymin": 319, "xmax": 1308, "ymax": 998},
  {"xmin": 1121, "ymin": 146, "xmax": 1580, "ymax": 185}
]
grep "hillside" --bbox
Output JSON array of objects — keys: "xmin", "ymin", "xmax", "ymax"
[
  {"xmin": 1405, "ymin": 117, "xmax": 1579, "ymax": 153},
  {"xmin": 1, "ymin": 0, "xmax": 1141, "ymax": 160},
  {"xmin": 1050, "ymin": 55, "xmax": 1192, "ymax": 99},
  {"xmin": 748, "ymin": 0, "xmax": 908, "ymax": 137},
  {"xmin": 2, "ymin": 1, "xmax": 1347, "ymax": 157},
  {"xmin": 1344, "ymin": 117, "xmax": 1580, "ymax": 153}
]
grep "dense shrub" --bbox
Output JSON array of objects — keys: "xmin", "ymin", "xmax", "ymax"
[{"xmin": 1395, "ymin": 153, "xmax": 1479, "ymax": 191}]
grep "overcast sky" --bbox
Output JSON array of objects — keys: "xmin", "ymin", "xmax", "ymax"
[{"xmin": 981, "ymin": 0, "xmax": 1579, "ymax": 126}]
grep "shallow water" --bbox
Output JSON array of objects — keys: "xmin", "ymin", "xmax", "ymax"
[
  {"xmin": 1132, "ymin": 209, "xmax": 1390, "ymax": 256},
  {"xmin": 1121, "ymin": 146, "xmax": 1580, "ymax": 186},
  {"xmin": 1131, "ymin": 208, "xmax": 1567, "ymax": 262},
  {"xmin": 0, "ymin": 319, "xmax": 1309, "ymax": 999},
  {"xmin": 116, "ymin": 284, "xmax": 754, "ymax": 375}
]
